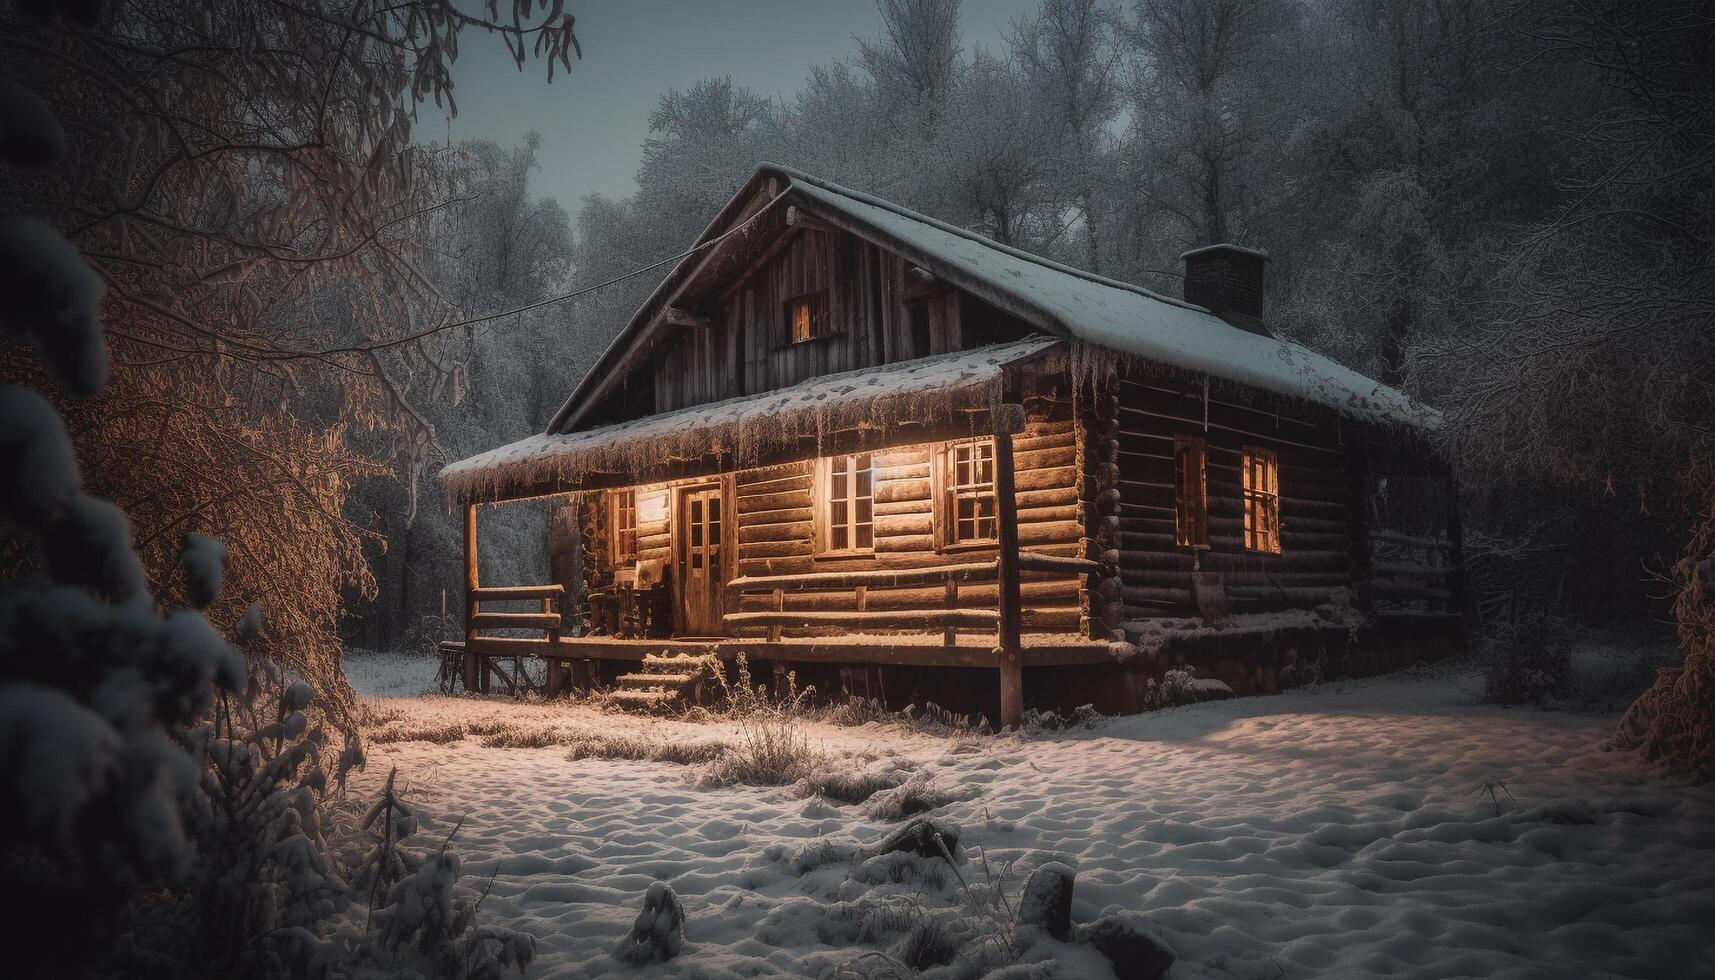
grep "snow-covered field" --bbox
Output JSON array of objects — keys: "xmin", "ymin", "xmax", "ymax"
[{"xmin": 343, "ymin": 651, "xmax": 1715, "ymax": 979}]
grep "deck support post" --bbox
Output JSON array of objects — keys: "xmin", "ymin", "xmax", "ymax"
[
  {"xmin": 994, "ymin": 405, "xmax": 1026, "ymax": 729},
  {"xmin": 463, "ymin": 503, "xmax": 481, "ymax": 693}
]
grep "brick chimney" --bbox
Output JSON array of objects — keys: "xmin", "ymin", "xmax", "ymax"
[{"xmin": 1181, "ymin": 244, "xmax": 1269, "ymax": 335}]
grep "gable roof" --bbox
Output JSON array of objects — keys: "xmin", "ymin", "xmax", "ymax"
[{"xmin": 548, "ymin": 164, "xmax": 1436, "ymax": 434}]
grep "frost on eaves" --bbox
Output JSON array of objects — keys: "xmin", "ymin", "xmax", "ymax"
[{"xmin": 441, "ymin": 337, "xmax": 1060, "ymax": 503}]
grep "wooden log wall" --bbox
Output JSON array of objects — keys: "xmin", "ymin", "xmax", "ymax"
[
  {"xmin": 730, "ymin": 397, "xmax": 1085, "ymax": 637},
  {"xmin": 574, "ymin": 494, "xmax": 604, "ymax": 630},
  {"xmin": 633, "ymin": 488, "xmax": 672, "ymax": 568},
  {"xmin": 1114, "ymin": 374, "xmax": 1357, "ymax": 619},
  {"xmin": 1077, "ymin": 372, "xmax": 1125, "ymax": 640},
  {"xmin": 548, "ymin": 496, "xmax": 584, "ymax": 622}
]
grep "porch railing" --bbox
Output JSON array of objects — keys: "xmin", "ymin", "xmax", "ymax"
[{"xmin": 724, "ymin": 552, "xmax": 1102, "ymax": 644}]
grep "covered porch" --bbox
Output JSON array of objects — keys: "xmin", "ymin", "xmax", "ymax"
[{"xmin": 438, "ymin": 340, "xmax": 1113, "ymax": 725}]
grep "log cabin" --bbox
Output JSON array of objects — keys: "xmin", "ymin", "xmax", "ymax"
[{"xmin": 439, "ymin": 164, "xmax": 1467, "ymax": 722}]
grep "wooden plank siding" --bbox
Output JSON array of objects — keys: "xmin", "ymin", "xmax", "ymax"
[
  {"xmin": 1113, "ymin": 373, "xmax": 1357, "ymax": 619},
  {"xmin": 648, "ymin": 227, "xmax": 1042, "ymax": 416}
]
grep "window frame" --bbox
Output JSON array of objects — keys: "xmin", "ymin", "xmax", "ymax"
[
  {"xmin": 609, "ymin": 488, "xmax": 639, "ymax": 566},
  {"xmin": 1174, "ymin": 435, "xmax": 1209, "ymax": 549},
  {"xmin": 815, "ymin": 453, "xmax": 876, "ymax": 558},
  {"xmin": 783, "ymin": 289, "xmax": 833, "ymax": 345},
  {"xmin": 938, "ymin": 438, "xmax": 999, "ymax": 550},
  {"xmin": 1240, "ymin": 446, "xmax": 1282, "ymax": 554}
]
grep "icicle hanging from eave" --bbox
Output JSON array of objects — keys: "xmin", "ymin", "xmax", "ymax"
[{"xmin": 439, "ymin": 339, "xmax": 1059, "ymax": 505}]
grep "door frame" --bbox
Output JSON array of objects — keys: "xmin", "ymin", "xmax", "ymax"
[{"xmin": 672, "ymin": 479, "xmax": 732, "ymax": 636}]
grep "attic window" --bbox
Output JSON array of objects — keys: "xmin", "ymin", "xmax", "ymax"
[
  {"xmin": 786, "ymin": 290, "xmax": 831, "ymax": 343},
  {"xmin": 1241, "ymin": 447, "xmax": 1281, "ymax": 553},
  {"xmin": 1174, "ymin": 436, "xmax": 1209, "ymax": 548}
]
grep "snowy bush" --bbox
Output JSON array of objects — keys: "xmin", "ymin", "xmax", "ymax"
[
  {"xmin": 366, "ymin": 846, "xmax": 537, "ymax": 979},
  {"xmin": 1138, "ymin": 666, "xmax": 1200, "ymax": 711},
  {"xmin": 0, "ymin": 109, "xmax": 251, "ymax": 969},
  {"xmin": 703, "ymin": 655, "xmax": 825, "ymax": 787},
  {"xmin": 119, "ymin": 653, "xmax": 361, "ymax": 979},
  {"xmin": 0, "ymin": 84, "xmax": 520, "ymax": 978},
  {"xmin": 1483, "ymin": 611, "xmax": 1575, "ymax": 706}
]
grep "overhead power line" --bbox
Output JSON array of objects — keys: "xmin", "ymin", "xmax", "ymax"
[{"xmin": 312, "ymin": 188, "xmax": 790, "ymax": 358}]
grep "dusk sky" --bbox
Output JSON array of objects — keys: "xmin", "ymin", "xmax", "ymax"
[{"xmin": 443, "ymin": 0, "xmax": 1039, "ymax": 209}]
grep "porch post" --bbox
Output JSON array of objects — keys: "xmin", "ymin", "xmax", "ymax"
[
  {"xmin": 994, "ymin": 404, "xmax": 1026, "ymax": 729},
  {"xmin": 463, "ymin": 503, "xmax": 481, "ymax": 693}
]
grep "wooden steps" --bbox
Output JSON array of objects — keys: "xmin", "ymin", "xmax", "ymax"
[{"xmin": 608, "ymin": 653, "xmax": 720, "ymax": 713}]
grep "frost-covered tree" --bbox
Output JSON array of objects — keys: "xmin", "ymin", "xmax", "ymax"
[
  {"xmin": 1009, "ymin": 0, "xmax": 1123, "ymax": 270},
  {"xmin": 1127, "ymin": 0, "xmax": 1287, "ymax": 245},
  {"xmin": 1411, "ymin": 0, "xmax": 1714, "ymax": 776},
  {"xmin": 860, "ymin": 0, "xmax": 963, "ymax": 114},
  {"xmin": 0, "ymin": 80, "xmax": 247, "ymax": 976},
  {"xmin": 0, "ymin": 0, "xmax": 581, "ymax": 705},
  {"xmin": 345, "ymin": 136, "xmax": 574, "ymax": 651}
]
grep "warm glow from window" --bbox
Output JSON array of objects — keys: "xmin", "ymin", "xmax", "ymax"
[
  {"xmin": 610, "ymin": 489, "xmax": 638, "ymax": 565},
  {"xmin": 946, "ymin": 440, "xmax": 997, "ymax": 545},
  {"xmin": 1175, "ymin": 436, "xmax": 1208, "ymax": 548},
  {"xmin": 791, "ymin": 300, "xmax": 812, "ymax": 342},
  {"xmin": 1242, "ymin": 447, "xmax": 1281, "ymax": 553},
  {"xmin": 818, "ymin": 454, "xmax": 874, "ymax": 554},
  {"xmin": 786, "ymin": 291, "xmax": 829, "ymax": 343}
]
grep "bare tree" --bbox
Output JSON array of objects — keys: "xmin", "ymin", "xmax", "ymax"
[
  {"xmin": 1416, "ymin": 0, "xmax": 1713, "ymax": 775},
  {"xmin": 1011, "ymin": 0, "xmax": 1124, "ymax": 270},
  {"xmin": 860, "ymin": 0, "xmax": 963, "ymax": 112},
  {"xmin": 0, "ymin": 0, "xmax": 580, "ymax": 701},
  {"xmin": 1129, "ymin": 0, "xmax": 1285, "ymax": 244}
]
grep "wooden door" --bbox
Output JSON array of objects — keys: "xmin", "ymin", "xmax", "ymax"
[{"xmin": 679, "ymin": 485, "xmax": 725, "ymax": 635}]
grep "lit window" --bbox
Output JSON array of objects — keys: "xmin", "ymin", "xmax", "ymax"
[
  {"xmin": 786, "ymin": 291, "xmax": 829, "ymax": 343},
  {"xmin": 945, "ymin": 440, "xmax": 997, "ymax": 545},
  {"xmin": 1241, "ymin": 447, "xmax": 1281, "ymax": 553},
  {"xmin": 818, "ymin": 454, "xmax": 874, "ymax": 554},
  {"xmin": 610, "ymin": 489, "xmax": 638, "ymax": 565},
  {"xmin": 1174, "ymin": 436, "xmax": 1208, "ymax": 548}
]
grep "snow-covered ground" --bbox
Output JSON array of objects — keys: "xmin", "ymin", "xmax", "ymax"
[{"xmin": 342, "ymin": 650, "xmax": 1715, "ymax": 979}]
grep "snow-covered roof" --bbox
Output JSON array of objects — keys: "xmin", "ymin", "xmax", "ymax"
[
  {"xmin": 547, "ymin": 165, "xmax": 1435, "ymax": 435},
  {"xmin": 442, "ymin": 338, "xmax": 1059, "ymax": 503},
  {"xmin": 779, "ymin": 170, "xmax": 1435, "ymax": 429}
]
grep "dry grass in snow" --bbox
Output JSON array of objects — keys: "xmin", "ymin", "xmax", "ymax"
[{"xmin": 344, "ymin": 649, "xmax": 1715, "ymax": 979}]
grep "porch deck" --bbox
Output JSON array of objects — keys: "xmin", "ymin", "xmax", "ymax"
[{"xmin": 445, "ymin": 631, "xmax": 1130, "ymax": 671}]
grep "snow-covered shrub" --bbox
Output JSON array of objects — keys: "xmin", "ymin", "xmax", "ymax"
[
  {"xmin": 1138, "ymin": 666, "xmax": 1200, "ymax": 711},
  {"xmin": 806, "ymin": 766, "xmax": 908, "ymax": 806},
  {"xmin": 352, "ymin": 768, "xmax": 418, "ymax": 913},
  {"xmin": 0, "ymin": 135, "xmax": 248, "ymax": 970},
  {"xmin": 1482, "ymin": 611, "xmax": 1574, "ymax": 706},
  {"xmin": 1278, "ymin": 650, "xmax": 1328, "ymax": 690},
  {"xmin": 1020, "ymin": 704, "xmax": 1106, "ymax": 734},
  {"xmin": 369, "ymin": 846, "xmax": 537, "ymax": 979},
  {"xmin": 862, "ymin": 769, "xmax": 959, "ymax": 820},
  {"xmin": 703, "ymin": 655, "xmax": 824, "ymax": 787},
  {"xmin": 612, "ymin": 881, "xmax": 685, "ymax": 966}
]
